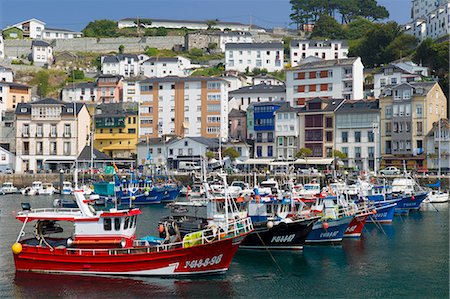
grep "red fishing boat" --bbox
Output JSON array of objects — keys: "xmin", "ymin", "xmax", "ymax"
[
  {"xmin": 12, "ymin": 190, "xmax": 253, "ymax": 276},
  {"xmin": 343, "ymin": 212, "xmax": 372, "ymax": 238}
]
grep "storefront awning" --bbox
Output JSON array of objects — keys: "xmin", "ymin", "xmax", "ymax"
[
  {"xmin": 293, "ymin": 158, "xmax": 334, "ymax": 165},
  {"xmin": 242, "ymin": 158, "xmax": 274, "ymax": 165}
]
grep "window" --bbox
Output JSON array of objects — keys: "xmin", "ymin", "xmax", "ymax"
[
  {"xmin": 386, "ymin": 123, "xmax": 392, "ymax": 135},
  {"xmin": 50, "ymin": 125, "xmax": 57, "ymax": 137},
  {"xmin": 268, "ymin": 146, "xmax": 273, "ymax": 157},
  {"xmin": 50, "ymin": 142, "xmax": 57, "ymax": 155},
  {"xmin": 341, "ymin": 147, "xmax": 348, "ymax": 157},
  {"xmin": 326, "ymin": 131, "xmax": 333, "ymax": 142},
  {"xmin": 355, "ymin": 131, "xmax": 361, "ymax": 142},
  {"xmin": 355, "ymin": 147, "xmax": 361, "ymax": 158},
  {"xmin": 178, "ymin": 149, "xmax": 183, "ymax": 155},
  {"xmin": 278, "ymin": 137, "xmax": 284, "ymax": 146},
  {"xmin": 104, "ymin": 218, "xmax": 112, "ymax": 231},
  {"xmin": 393, "ymin": 105, "xmax": 399, "ymax": 117},
  {"xmin": 368, "ymin": 131, "xmax": 374, "ymax": 142},
  {"xmin": 64, "ymin": 124, "xmax": 71, "ymax": 137},
  {"xmin": 36, "ymin": 142, "xmax": 43, "ymax": 155},
  {"xmin": 417, "ymin": 122, "xmax": 423, "ymax": 135},
  {"xmin": 416, "ymin": 104, "xmax": 423, "ymax": 116},
  {"xmin": 207, "ymin": 82, "xmax": 221, "ymax": 90},
  {"xmin": 342, "ymin": 132, "xmax": 348, "ymax": 143},
  {"xmin": 368, "ymin": 146, "xmax": 374, "ymax": 158},
  {"xmin": 63, "ymin": 142, "xmax": 71, "ymax": 155},
  {"xmin": 385, "ymin": 105, "xmax": 392, "ymax": 118},
  {"xmin": 22, "ymin": 124, "xmax": 29, "ymax": 136},
  {"xmin": 124, "ymin": 217, "xmax": 130, "ymax": 229},
  {"xmin": 114, "ymin": 218, "xmax": 121, "ymax": 230},
  {"xmin": 128, "ymin": 128, "xmax": 136, "ymax": 134},
  {"xmin": 325, "ymin": 117, "xmax": 333, "ymax": 128}
]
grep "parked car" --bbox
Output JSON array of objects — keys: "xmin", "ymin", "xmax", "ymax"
[
  {"xmin": 379, "ymin": 167, "xmax": 401, "ymax": 175},
  {"xmin": 297, "ymin": 167, "xmax": 319, "ymax": 175}
]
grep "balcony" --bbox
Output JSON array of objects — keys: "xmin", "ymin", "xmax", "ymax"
[
  {"xmin": 49, "ymin": 132, "xmax": 57, "ymax": 138},
  {"xmin": 63, "ymin": 132, "xmax": 71, "ymax": 138},
  {"xmin": 22, "ymin": 132, "xmax": 29, "ymax": 138},
  {"xmin": 385, "ymin": 149, "xmax": 392, "ymax": 154}
]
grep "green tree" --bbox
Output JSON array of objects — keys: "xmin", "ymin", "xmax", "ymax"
[
  {"xmin": 118, "ymin": 44, "xmax": 125, "ymax": 54},
  {"xmin": 295, "ymin": 148, "xmax": 313, "ymax": 159},
  {"xmin": 189, "ymin": 48, "xmax": 204, "ymax": 57},
  {"xmin": 345, "ymin": 17, "xmax": 374, "ymax": 39},
  {"xmin": 222, "ymin": 147, "xmax": 240, "ymax": 161},
  {"xmin": 206, "ymin": 19, "xmax": 219, "ymax": 30},
  {"xmin": 145, "ymin": 47, "xmax": 159, "ymax": 56},
  {"xmin": 311, "ymin": 14, "xmax": 346, "ymax": 39},
  {"xmin": 205, "ymin": 151, "xmax": 215, "ymax": 160},
  {"xmin": 82, "ymin": 20, "xmax": 118, "ymax": 37},
  {"xmin": 333, "ymin": 150, "xmax": 347, "ymax": 159},
  {"xmin": 385, "ymin": 34, "xmax": 418, "ymax": 61},
  {"xmin": 35, "ymin": 70, "xmax": 50, "ymax": 97},
  {"xmin": 69, "ymin": 69, "xmax": 85, "ymax": 81},
  {"xmin": 155, "ymin": 27, "xmax": 168, "ymax": 36}
]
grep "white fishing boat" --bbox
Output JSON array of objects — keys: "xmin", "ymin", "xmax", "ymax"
[
  {"xmin": 62, "ymin": 181, "xmax": 73, "ymax": 195},
  {"xmin": 39, "ymin": 183, "xmax": 56, "ymax": 195},
  {"xmin": 21, "ymin": 187, "xmax": 37, "ymax": 196},
  {"xmin": 425, "ymin": 190, "xmax": 449, "ymax": 203}
]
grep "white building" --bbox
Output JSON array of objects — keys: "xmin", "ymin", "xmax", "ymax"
[
  {"xmin": 0, "ymin": 66, "xmax": 13, "ymax": 82},
  {"xmin": 404, "ymin": 1, "xmax": 450, "ymax": 40},
  {"xmin": 43, "ymin": 27, "xmax": 83, "ymax": 39},
  {"xmin": 101, "ymin": 54, "xmax": 140, "ymax": 77},
  {"xmin": 286, "ymin": 57, "xmax": 364, "ymax": 107},
  {"xmin": 290, "ymin": 40, "xmax": 348, "ymax": 67},
  {"xmin": 335, "ymin": 99, "xmax": 380, "ymax": 171},
  {"xmin": 5, "ymin": 18, "xmax": 45, "ymax": 39},
  {"xmin": 220, "ymin": 73, "xmax": 247, "ymax": 92},
  {"xmin": 251, "ymin": 74, "xmax": 284, "ymax": 86},
  {"xmin": 31, "ymin": 40, "xmax": 53, "ymax": 66},
  {"xmin": 218, "ymin": 31, "xmax": 253, "ymax": 51},
  {"xmin": 373, "ymin": 61, "xmax": 430, "ymax": 98},
  {"xmin": 123, "ymin": 76, "xmax": 147, "ymax": 102},
  {"xmin": 14, "ymin": 98, "xmax": 90, "ymax": 173},
  {"xmin": 0, "ymin": 146, "xmax": 15, "ymax": 172},
  {"xmin": 225, "ymin": 43, "xmax": 284, "ymax": 73},
  {"xmin": 118, "ymin": 18, "xmax": 266, "ymax": 32},
  {"xmin": 141, "ymin": 56, "xmax": 193, "ymax": 77},
  {"xmin": 426, "ymin": 118, "xmax": 450, "ymax": 172},
  {"xmin": 274, "ymin": 103, "xmax": 299, "ymax": 160},
  {"xmin": 61, "ymin": 82, "xmax": 97, "ymax": 102},
  {"xmin": 0, "ymin": 35, "xmax": 4, "ymax": 60},
  {"xmin": 228, "ymin": 83, "xmax": 286, "ymax": 112},
  {"xmin": 136, "ymin": 136, "xmax": 178, "ymax": 166},
  {"xmin": 138, "ymin": 76, "xmax": 228, "ymax": 140}
]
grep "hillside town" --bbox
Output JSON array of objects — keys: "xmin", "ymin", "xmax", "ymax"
[{"xmin": 0, "ymin": 0, "xmax": 448, "ymax": 176}]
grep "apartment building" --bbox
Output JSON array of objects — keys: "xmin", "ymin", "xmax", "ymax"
[
  {"xmin": 4, "ymin": 18, "xmax": 45, "ymax": 39},
  {"xmin": 228, "ymin": 83, "xmax": 286, "ymax": 112},
  {"xmin": 225, "ymin": 43, "xmax": 284, "ymax": 73},
  {"xmin": 247, "ymin": 101, "xmax": 284, "ymax": 158},
  {"xmin": 251, "ymin": 74, "xmax": 284, "ymax": 86},
  {"xmin": 42, "ymin": 27, "xmax": 82, "ymax": 39},
  {"xmin": 96, "ymin": 75, "xmax": 123, "ymax": 104},
  {"xmin": 0, "ymin": 66, "xmax": 13, "ymax": 82},
  {"xmin": 141, "ymin": 56, "xmax": 193, "ymax": 77},
  {"xmin": 14, "ymin": 98, "xmax": 90, "ymax": 173},
  {"xmin": 94, "ymin": 110, "xmax": 138, "ymax": 159},
  {"xmin": 101, "ymin": 54, "xmax": 140, "ymax": 77},
  {"xmin": 138, "ymin": 76, "xmax": 228, "ymax": 140},
  {"xmin": 274, "ymin": 103, "xmax": 300, "ymax": 160},
  {"xmin": 426, "ymin": 119, "xmax": 450, "ymax": 172},
  {"xmin": 290, "ymin": 40, "xmax": 348, "ymax": 67},
  {"xmin": 379, "ymin": 82, "xmax": 448, "ymax": 169},
  {"xmin": 61, "ymin": 82, "xmax": 97, "ymax": 102},
  {"xmin": 298, "ymin": 98, "xmax": 345, "ymax": 158},
  {"xmin": 335, "ymin": 99, "xmax": 380, "ymax": 171},
  {"xmin": 373, "ymin": 61, "xmax": 430, "ymax": 98},
  {"xmin": 286, "ymin": 57, "xmax": 364, "ymax": 107},
  {"xmin": 0, "ymin": 82, "xmax": 31, "ymax": 111},
  {"xmin": 31, "ymin": 40, "xmax": 53, "ymax": 66},
  {"xmin": 218, "ymin": 31, "xmax": 253, "ymax": 51},
  {"xmin": 228, "ymin": 109, "xmax": 247, "ymax": 141},
  {"xmin": 404, "ymin": 0, "xmax": 450, "ymax": 40}
]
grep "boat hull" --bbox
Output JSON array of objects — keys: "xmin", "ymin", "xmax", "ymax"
[
  {"xmin": 119, "ymin": 193, "xmax": 161, "ymax": 205},
  {"xmin": 343, "ymin": 213, "xmax": 370, "ymax": 238},
  {"xmin": 366, "ymin": 202, "xmax": 397, "ymax": 223},
  {"xmin": 14, "ymin": 235, "xmax": 246, "ymax": 276},
  {"xmin": 306, "ymin": 216, "xmax": 353, "ymax": 243},
  {"xmin": 394, "ymin": 192, "xmax": 428, "ymax": 214},
  {"xmin": 240, "ymin": 218, "xmax": 317, "ymax": 250},
  {"xmin": 425, "ymin": 193, "xmax": 449, "ymax": 203}
]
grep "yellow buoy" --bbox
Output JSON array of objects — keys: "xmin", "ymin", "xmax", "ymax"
[
  {"xmin": 131, "ymin": 196, "xmax": 136, "ymax": 201},
  {"xmin": 12, "ymin": 242, "xmax": 22, "ymax": 254}
]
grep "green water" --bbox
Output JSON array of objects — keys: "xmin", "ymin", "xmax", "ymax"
[{"xmin": 0, "ymin": 195, "xmax": 448, "ymax": 298}]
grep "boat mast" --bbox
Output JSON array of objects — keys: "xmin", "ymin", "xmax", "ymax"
[
  {"xmin": 90, "ymin": 105, "xmax": 95, "ymax": 181},
  {"xmin": 438, "ymin": 118, "xmax": 441, "ymax": 193}
]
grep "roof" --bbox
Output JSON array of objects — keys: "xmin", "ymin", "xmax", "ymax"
[
  {"xmin": 428, "ymin": 119, "xmax": 450, "ymax": 136},
  {"xmin": 291, "ymin": 57, "xmax": 359, "ymax": 70},
  {"xmin": 336, "ymin": 99, "xmax": 380, "ymax": 113},
  {"xmin": 138, "ymin": 137, "xmax": 179, "ymax": 145},
  {"xmin": 63, "ymin": 82, "xmax": 96, "ymax": 89},
  {"xmin": 229, "ymin": 83, "xmax": 286, "ymax": 95},
  {"xmin": 381, "ymin": 81, "xmax": 437, "ymax": 96},
  {"xmin": 186, "ymin": 137, "xmax": 219, "ymax": 148},
  {"xmin": 144, "ymin": 57, "xmax": 179, "ymax": 63},
  {"xmin": 140, "ymin": 76, "xmax": 226, "ymax": 84},
  {"xmin": 0, "ymin": 82, "xmax": 30, "ymax": 89},
  {"xmin": 44, "ymin": 27, "xmax": 82, "ymax": 34},
  {"xmin": 77, "ymin": 146, "xmax": 111, "ymax": 161},
  {"xmin": 276, "ymin": 102, "xmax": 299, "ymax": 113},
  {"xmin": 119, "ymin": 17, "xmax": 264, "ymax": 29},
  {"xmin": 15, "ymin": 99, "xmax": 85, "ymax": 115},
  {"xmin": 225, "ymin": 43, "xmax": 283, "ymax": 50},
  {"xmin": 297, "ymin": 98, "xmax": 345, "ymax": 113},
  {"xmin": 31, "ymin": 40, "xmax": 51, "ymax": 47},
  {"xmin": 229, "ymin": 108, "xmax": 247, "ymax": 117},
  {"xmin": 290, "ymin": 39, "xmax": 349, "ymax": 47},
  {"xmin": 220, "ymin": 31, "xmax": 252, "ymax": 37},
  {"xmin": 102, "ymin": 54, "xmax": 139, "ymax": 64},
  {"xmin": 248, "ymin": 101, "xmax": 286, "ymax": 109}
]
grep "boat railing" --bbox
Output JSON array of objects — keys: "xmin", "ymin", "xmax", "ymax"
[
  {"xmin": 17, "ymin": 208, "xmax": 82, "ymax": 216},
  {"xmin": 61, "ymin": 218, "xmax": 253, "ymax": 257}
]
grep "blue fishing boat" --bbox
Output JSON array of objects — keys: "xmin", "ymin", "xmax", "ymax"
[
  {"xmin": 366, "ymin": 200, "xmax": 398, "ymax": 223},
  {"xmin": 161, "ymin": 184, "xmax": 181, "ymax": 203},
  {"xmin": 390, "ymin": 178, "xmax": 428, "ymax": 214}
]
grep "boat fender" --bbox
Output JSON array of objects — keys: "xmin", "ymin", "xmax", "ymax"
[
  {"xmin": 322, "ymin": 222, "xmax": 329, "ymax": 230},
  {"xmin": 67, "ymin": 238, "xmax": 74, "ymax": 247},
  {"xmin": 411, "ymin": 196, "xmax": 415, "ymax": 201},
  {"xmin": 11, "ymin": 242, "xmax": 22, "ymax": 254},
  {"xmin": 372, "ymin": 209, "xmax": 377, "ymax": 214},
  {"xmin": 267, "ymin": 221, "xmax": 274, "ymax": 229},
  {"xmin": 158, "ymin": 224, "xmax": 164, "ymax": 233}
]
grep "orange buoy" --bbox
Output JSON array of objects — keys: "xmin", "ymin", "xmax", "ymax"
[
  {"xmin": 372, "ymin": 209, "xmax": 377, "ymax": 214},
  {"xmin": 158, "ymin": 224, "xmax": 164, "ymax": 233},
  {"xmin": 322, "ymin": 222, "xmax": 329, "ymax": 230}
]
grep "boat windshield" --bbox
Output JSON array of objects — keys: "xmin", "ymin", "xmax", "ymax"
[
  {"xmin": 304, "ymin": 185, "xmax": 320, "ymax": 190},
  {"xmin": 260, "ymin": 183, "xmax": 277, "ymax": 188}
]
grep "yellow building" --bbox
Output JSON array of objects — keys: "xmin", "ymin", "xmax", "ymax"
[
  {"xmin": 379, "ymin": 82, "xmax": 447, "ymax": 169},
  {"xmin": 0, "ymin": 82, "xmax": 32, "ymax": 110},
  {"xmin": 94, "ymin": 111, "xmax": 138, "ymax": 159}
]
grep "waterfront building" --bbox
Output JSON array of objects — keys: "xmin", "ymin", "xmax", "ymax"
[
  {"xmin": 228, "ymin": 109, "xmax": 247, "ymax": 141},
  {"xmin": 286, "ymin": 57, "xmax": 364, "ymax": 107},
  {"xmin": 61, "ymin": 82, "xmax": 97, "ymax": 102},
  {"xmin": 141, "ymin": 56, "xmax": 193, "ymax": 77},
  {"xmin": 136, "ymin": 136, "xmax": 178, "ymax": 166},
  {"xmin": 373, "ymin": 61, "xmax": 430, "ymax": 98},
  {"xmin": 0, "ymin": 66, "xmax": 13, "ymax": 82},
  {"xmin": 379, "ymin": 82, "xmax": 448, "ymax": 169},
  {"xmin": 31, "ymin": 40, "xmax": 53, "ymax": 66},
  {"xmin": 14, "ymin": 98, "xmax": 90, "ymax": 173},
  {"xmin": 166, "ymin": 137, "xmax": 219, "ymax": 169},
  {"xmin": 96, "ymin": 74, "xmax": 123, "ymax": 104},
  {"xmin": 247, "ymin": 101, "xmax": 285, "ymax": 158},
  {"xmin": 426, "ymin": 119, "xmax": 450, "ymax": 173},
  {"xmin": 94, "ymin": 110, "xmax": 138, "ymax": 159},
  {"xmin": 225, "ymin": 43, "xmax": 284, "ymax": 73},
  {"xmin": 138, "ymin": 76, "xmax": 228, "ymax": 140},
  {"xmin": 290, "ymin": 40, "xmax": 348, "ymax": 67},
  {"xmin": 251, "ymin": 74, "xmax": 284, "ymax": 86},
  {"xmin": 228, "ymin": 83, "xmax": 286, "ymax": 112},
  {"xmin": 404, "ymin": 0, "xmax": 450, "ymax": 40},
  {"xmin": 274, "ymin": 103, "xmax": 300, "ymax": 160},
  {"xmin": 335, "ymin": 99, "xmax": 380, "ymax": 171},
  {"xmin": 101, "ymin": 54, "xmax": 140, "ymax": 78},
  {"xmin": 298, "ymin": 98, "xmax": 345, "ymax": 158}
]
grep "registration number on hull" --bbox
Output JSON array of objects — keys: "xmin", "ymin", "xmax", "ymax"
[{"xmin": 184, "ymin": 254, "xmax": 223, "ymax": 269}]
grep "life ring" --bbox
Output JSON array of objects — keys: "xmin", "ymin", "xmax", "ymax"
[{"xmin": 204, "ymin": 226, "xmax": 218, "ymax": 243}]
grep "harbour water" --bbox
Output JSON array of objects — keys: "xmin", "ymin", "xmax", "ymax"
[{"xmin": 0, "ymin": 194, "xmax": 448, "ymax": 298}]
